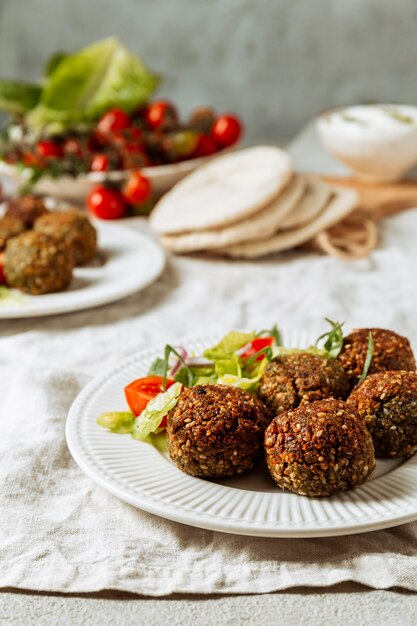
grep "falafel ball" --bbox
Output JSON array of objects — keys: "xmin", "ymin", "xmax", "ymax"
[
  {"xmin": 348, "ymin": 370, "xmax": 417, "ymax": 458},
  {"xmin": 4, "ymin": 231, "xmax": 74, "ymax": 295},
  {"xmin": 34, "ymin": 209, "xmax": 97, "ymax": 265},
  {"xmin": 0, "ymin": 216, "xmax": 26, "ymax": 251},
  {"xmin": 264, "ymin": 398, "xmax": 375, "ymax": 497},
  {"xmin": 337, "ymin": 328, "xmax": 416, "ymax": 388},
  {"xmin": 167, "ymin": 384, "xmax": 271, "ymax": 478},
  {"xmin": 258, "ymin": 351, "xmax": 349, "ymax": 416},
  {"xmin": 5, "ymin": 194, "xmax": 49, "ymax": 228}
]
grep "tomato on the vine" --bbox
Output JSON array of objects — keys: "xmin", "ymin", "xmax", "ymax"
[
  {"xmin": 97, "ymin": 108, "xmax": 132, "ymax": 135},
  {"xmin": 122, "ymin": 170, "xmax": 152, "ymax": 206},
  {"xmin": 211, "ymin": 114, "xmax": 242, "ymax": 147},
  {"xmin": 36, "ymin": 140, "xmax": 63, "ymax": 158},
  {"xmin": 87, "ymin": 186, "xmax": 127, "ymax": 220},
  {"xmin": 145, "ymin": 100, "xmax": 178, "ymax": 130}
]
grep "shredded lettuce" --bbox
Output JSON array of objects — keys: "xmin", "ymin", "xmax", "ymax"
[
  {"xmin": 214, "ymin": 356, "xmax": 241, "ymax": 378},
  {"xmin": 132, "ymin": 382, "xmax": 182, "ymax": 441},
  {"xmin": 96, "ymin": 411, "xmax": 136, "ymax": 434},
  {"xmin": 203, "ymin": 331, "xmax": 256, "ymax": 361}
]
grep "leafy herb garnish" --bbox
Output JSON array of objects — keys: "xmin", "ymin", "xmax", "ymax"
[
  {"xmin": 383, "ymin": 107, "xmax": 416, "ymax": 125},
  {"xmin": 256, "ymin": 324, "xmax": 282, "ymax": 346},
  {"xmin": 149, "ymin": 344, "xmax": 196, "ymax": 390},
  {"xmin": 359, "ymin": 331, "xmax": 374, "ymax": 382},
  {"xmin": 341, "ymin": 114, "xmax": 363, "ymax": 124},
  {"xmin": 244, "ymin": 346, "xmax": 273, "ymax": 370},
  {"xmin": 314, "ymin": 318, "xmax": 345, "ymax": 358}
]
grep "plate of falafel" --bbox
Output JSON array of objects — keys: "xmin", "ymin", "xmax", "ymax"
[
  {"xmin": 66, "ymin": 324, "xmax": 417, "ymax": 537},
  {"xmin": 0, "ymin": 194, "xmax": 165, "ymax": 317}
]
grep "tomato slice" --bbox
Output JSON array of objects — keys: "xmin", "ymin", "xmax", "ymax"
[
  {"xmin": 239, "ymin": 337, "xmax": 274, "ymax": 361},
  {"xmin": 124, "ymin": 375, "xmax": 175, "ymax": 416}
]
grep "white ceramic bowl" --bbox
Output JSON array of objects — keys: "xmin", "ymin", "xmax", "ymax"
[
  {"xmin": 0, "ymin": 150, "xmax": 229, "ymax": 204},
  {"xmin": 316, "ymin": 104, "xmax": 417, "ymax": 182}
]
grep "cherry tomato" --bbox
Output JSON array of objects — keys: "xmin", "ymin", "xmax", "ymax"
[
  {"xmin": 124, "ymin": 376, "xmax": 175, "ymax": 416},
  {"xmin": 64, "ymin": 138, "xmax": 83, "ymax": 157},
  {"xmin": 171, "ymin": 130, "xmax": 199, "ymax": 157},
  {"xmin": 0, "ymin": 253, "xmax": 6, "ymax": 286},
  {"xmin": 36, "ymin": 140, "xmax": 63, "ymax": 158},
  {"xmin": 239, "ymin": 337, "xmax": 274, "ymax": 361},
  {"xmin": 122, "ymin": 170, "xmax": 152, "ymax": 206},
  {"xmin": 22, "ymin": 152, "xmax": 44, "ymax": 168},
  {"xmin": 87, "ymin": 135, "xmax": 101, "ymax": 152},
  {"xmin": 191, "ymin": 134, "xmax": 218, "ymax": 158},
  {"xmin": 87, "ymin": 186, "xmax": 127, "ymax": 220},
  {"xmin": 211, "ymin": 114, "xmax": 242, "ymax": 147},
  {"xmin": 90, "ymin": 154, "xmax": 109, "ymax": 172},
  {"xmin": 145, "ymin": 100, "xmax": 178, "ymax": 130},
  {"xmin": 97, "ymin": 108, "xmax": 132, "ymax": 135}
]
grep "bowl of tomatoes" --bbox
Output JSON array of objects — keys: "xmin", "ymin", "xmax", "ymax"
[{"xmin": 0, "ymin": 100, "xmax": 243, "ymax": 206}]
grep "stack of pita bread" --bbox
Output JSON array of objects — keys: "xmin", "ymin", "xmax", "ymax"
[{"xmin": 150, "ymin": 147, "xmax": 377, "ymax": 259}]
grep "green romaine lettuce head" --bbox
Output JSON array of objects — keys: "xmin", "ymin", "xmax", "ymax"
[
  {"xmin": 44, "ymin": 52, "xmax": 69, "ymax": 78},
  {"xmin": 27, "ymin": 37, "xmax": 159, "ymax": 131},
  {"xmin": 132, "ymin": 382, "xmax": 182, "ymax": 441},
  {"xmin": 0, "ymin": 79, "xmax": 42, "ymax": 114}
]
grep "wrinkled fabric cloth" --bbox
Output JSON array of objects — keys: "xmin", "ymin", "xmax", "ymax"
[{"xmin": 1, "ymin": 213, "xmax": 417, "ymax": 595}]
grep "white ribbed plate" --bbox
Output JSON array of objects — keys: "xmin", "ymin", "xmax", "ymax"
[
  {"xmin": 0, "ymin": 221, "xmax": 165, "ymax": 318},
  {"xmin": 66, "ymin": 331, "xmax": 417, "ymax": 537}
]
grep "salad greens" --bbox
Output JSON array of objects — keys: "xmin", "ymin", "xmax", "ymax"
[
  {"xmin": 0, "ymin": 80, "xmax": 41, "ymax": 115},
  {"xmin": 132, "ymin": 382, "xmax": 182, "ymax": 441},
  {"xmin": 0, "ymin": 38, "xmax": 159, "ymax": 134},
  {"xmin": 147, "ymin": 328, "xmax": 280, "ymax": 393},
  {"xmin": 97, "ymin": 411, "xmax": 136, "ymax": 434}
]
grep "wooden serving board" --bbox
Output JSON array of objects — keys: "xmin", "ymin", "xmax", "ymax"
[{"xmin": 309, "ymin": 174, "xmax": 417, "ymax": 221}]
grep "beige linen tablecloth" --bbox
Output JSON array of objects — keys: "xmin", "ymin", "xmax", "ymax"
[{"xmin": 1, "ymin": 214, "xmax": 417, "ymax": 595}]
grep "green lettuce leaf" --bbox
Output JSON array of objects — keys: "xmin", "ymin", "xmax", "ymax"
[
  {"xmin": 217, "ymin": 374, "xmax": 261, "ymax": 392},
  {"xmin": 214, "ymin": 356, "xmax": 241, "ymax": 378},
  {"xmin": 132, "ymin": 382, "xmax": 182, "ymax": 441},
  {"xmin": 27, "ymin": 37, "xmax": 159, "ymax": 130},
  {"xmin": 44, "ymin": 52, "xmax": 69, "ymax": 77},
  {"xmin": 203, "ymin": 331, "xmax": 256, "ymax": 361},
  {"xmin": 0, "ymin": 79, "xmax": 41, "ymax": 114},
  {"xmin": 96, "ymin": 411, "xmax": 136, "ymax": 434}
]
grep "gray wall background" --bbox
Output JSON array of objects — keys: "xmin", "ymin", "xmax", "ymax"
[{"xmin": 0, "ymin": 0, "xmax": 416, "ymax": 142}]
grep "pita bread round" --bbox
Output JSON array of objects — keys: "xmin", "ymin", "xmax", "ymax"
[
  {"xmin": 160, "ymin": 176, "xmax": 305, "ymax": 253},
  {"xmin": 150, "ymin": 146, "xmax": 292, "ymax": 235},
  {"xmin": 280, "ymin": 179, "xmax": 331, "ymax": 230},
  {"xmin": 215, "ymin": 187, "xmax": 359, "ymax": 259}
]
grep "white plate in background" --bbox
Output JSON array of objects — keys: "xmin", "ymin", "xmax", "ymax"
[{"xmin": 0, "ymin": 220, "xmax": 165, "ymax": 318}]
